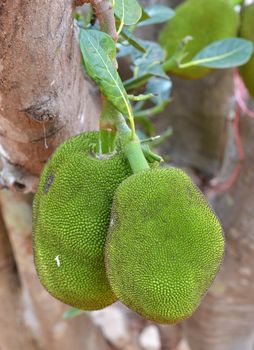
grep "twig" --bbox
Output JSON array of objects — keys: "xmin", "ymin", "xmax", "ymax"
[
  {"xmin": 234, "ymin": 69, "xmax": 254, "ymax": 119},
  {"xmin": 74, "ymin": 0, "xmax": 118, "ymax": 41}
]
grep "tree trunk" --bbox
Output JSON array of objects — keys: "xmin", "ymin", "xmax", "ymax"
[
  {"xmin": 0, "ymin": 206, "xmax": 39, "ymax": 349},
  {"xmin": 0, "ymin": 1, "xmax": 111, "ymax": 349},
  {"xmin": 0, "ymin": 0, "xmax": 100, "ymax": 191}
]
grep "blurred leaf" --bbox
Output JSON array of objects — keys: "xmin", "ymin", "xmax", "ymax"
[
  {"xmin": 146, "ymin": 77, "xmax": 172, "ymax": 105},
  {"xmin": 131, "ymin": 40, "xmax": 165, "ymax": 62},
  {"xmin": 63, "ymin": 308, "xmax": 84, "ymax": 320},
  {"xmin": 134, "ymin": 99, "xmax": 170, "ymax": 118},
  {"xmin": 133, "ymin": 41, "xmax": 168, "ymax": 79},
  {"xmin": 115, "ymin": 0, "xmax": 142, "ymax": 26},
  {"xmin": 135, "ymin": 61, "xmax": 167, "ymax": 79},
  {"xmin": 80, "ymin": 29, "xmax": 132, "ymax": 117},
  {"xmin": 138, "ymin": 5, "xmax": 175, "ymax": 27},
  {"xmin": 181, "ymin": 38, "xmax": 254, "ymax": 69},
  {"xmin": 128, "ymin": 93, "xmax": 154, "ymax": 101},
  {"xmin": 124, "ymin": 74, "xmax": 152, "ymax": 90},
  {"xmin": 121, "ymin": 28, "xmax": 146, "ymax": 53},
  {"xmin": 136, "ymin": 116, "xmax": 155, "ymax": 135},
  {"xmin": 139, "ymin": 7, "xmax": 151, "ymax": 22},
  {"xmin": 230, "ymin": 0, "xmax": 243, "ymax": 5},
  {"xmin": 117, "ymin": 42, "xmax": 134, "ymax": 58},
  {"xmin": 149, "ymin": 128, "xmax": 173, "ymax": 146}
]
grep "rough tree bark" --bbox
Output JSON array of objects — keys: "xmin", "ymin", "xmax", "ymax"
[
  {"xmin": 0, "ymin": 1, "xmax": 113, "ymax": 349},
  {"xmin": 0, "ymin": 0, "xmax": 100, "ymax": 191},
  {"xmin": 0, "ymin": 206, "xmax": 38, "ymax": 349}
]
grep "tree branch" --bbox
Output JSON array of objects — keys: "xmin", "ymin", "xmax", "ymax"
[{"xmin": 75, "ymin": 0, "xmax": 118, "ymax": 41}]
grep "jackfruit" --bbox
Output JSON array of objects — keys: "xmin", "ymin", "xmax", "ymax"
[
  {"xmin": 239, "ymin": 4, "xmax": 254, "ymax": 98},
  {"xmin": 33, "ymin": 131, "xmax": 132, "ymax": 310},
  {"xmin": 105, "ymin": 167, "xmax": 224, "ymax": 323},
  {"xmin": 159, "ymin": 0, "xmax": 239, "ymax": 79}
]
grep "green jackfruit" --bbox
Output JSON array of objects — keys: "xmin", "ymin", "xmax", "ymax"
[
  {"xmin": 239, "ymin": 4, "xmax": 254, "ymax": 98},
  {"xmin": 105, "ymin": 168, "xmax": 224, "ymax": 323},
  {"xmin": 33, "ymin": 131, "xmax": 132, "ymax": 310},
  {"xmin": 159, "ymin": 0, "xmax": 239, "ymax": 79}
]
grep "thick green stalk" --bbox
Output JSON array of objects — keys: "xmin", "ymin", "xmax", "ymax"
[{"xmin": 113, "ymin": 113, "xmax": 150, "ymax": 173}]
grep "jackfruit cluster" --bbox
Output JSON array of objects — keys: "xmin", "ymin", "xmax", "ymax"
[
  {"xmin": 239, "ymin": 4, "xmax": 254, "ymax": 98},
  {"xmin": 105, "ymin": 168, "xmax": 224, "ymax": 323},
  {"xmin": 33, "ymin": 131, "xmax": 132, "ymax": 310},
  {"xmin": 33, "ymin": 132, "xmax": 224, "ymax": 324},
  {"xmin": 159, "ymin": 0, "xmax": 239, "ymax": 79}
]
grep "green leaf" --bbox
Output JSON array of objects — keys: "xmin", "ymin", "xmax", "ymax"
[
  {"xmin": 139, "ymin": 7, "xmax": 151, "ymax": 22},
  {"xmin": 132, "ymin": 41, "xmax": 168, "ymax": 79},
  {"xmin": 180, "ymin": 38, "xmax": 254, "ymax": 69},
  {"xmin": 63, "ymin": 308, "xmax": 85, "ymax": 320},
  {"xmin": 120, "ymin": 28, "xmax": 146, "ymax": 53},
  {"xmin": 230, "ymin": 0, "xmax": 243, "ymax": 5},
  {"xmin": 123, "ymin": 40, "xmax": 169, "ymax": 90},
  {"xmin": 80, "ymin": 29, "xmax": 132, "ymax": 117},
  {"xmin": 124, "ymin": 74, "xmax": 152, "ymax": 90},
  {"xmin": 115, "ymin": 0, "xmax": 142, "ymax": 26},
  {"xmin": 138, "ymin": 5, "xmax": 175, "ymax": 27}
]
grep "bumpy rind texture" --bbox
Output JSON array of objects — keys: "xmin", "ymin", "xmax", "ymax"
[
  {"xmin": 33, "ymin": 132, "xmax": 132, "ymax": 310},
  {"xmin": 106, "ymin": 168, "xmax": 224, "ymax": 323},
  {"xmin": 239, "ymin": 4, "xmax": 254, "ymax": 98},
  {"xmin": 159, "ymin": 0, "xmax": 239, "ymax": 79}
]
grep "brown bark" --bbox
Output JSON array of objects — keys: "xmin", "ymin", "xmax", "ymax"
[
  {"xmin": 0, "ymin": 0, "xmax": 100, "ymax": 192},
  {"xmin": 0, "ymin": 204, "xmax": 39, "ymax": 349},
  {"xmin": 157, "ymin": 71, "xmax": 232, "ymax": 177}
]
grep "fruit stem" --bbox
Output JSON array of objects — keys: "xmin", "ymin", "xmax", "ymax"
[
  {"xmin": 114, "ymin": 113, "xmax": 150, "ymax": 173},
  {"xmin": 125, "ymin": 139, "xmax": 150, "ymax": 173}
]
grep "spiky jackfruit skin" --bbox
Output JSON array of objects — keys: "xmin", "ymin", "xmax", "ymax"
[
  {"xmin": 33, "ymin": 131, "xmax": 132, "ymax": 310},
  {"xmin": 159, "ymin": 0, "xmax": 239, "ymax": 79},
  {"xmin": 239, "ymin": 4, "xmax": 254, "ymax": 98},
  {"xmin": 106, "ymin": 168, "xmax": 224, "ymax": 323}
]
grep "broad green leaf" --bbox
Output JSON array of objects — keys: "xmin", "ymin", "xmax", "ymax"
[
  {"xmin": 181, "ymin": 38, "xmax": 254, "ymax": 69},
  {"xmin": 138, "ymin": 5, "xmax": 175, "ymax": 27},
  {"xmin": 80, "ymin": 29, "xmax": 132, "ymax": 117},
  {"xmin": 63, "ymin": 308, "xmax": 84, "ymax": 320},
  {"xmin": 115, "ymin": 0, "xmax": 142, "ymax": 26}
]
